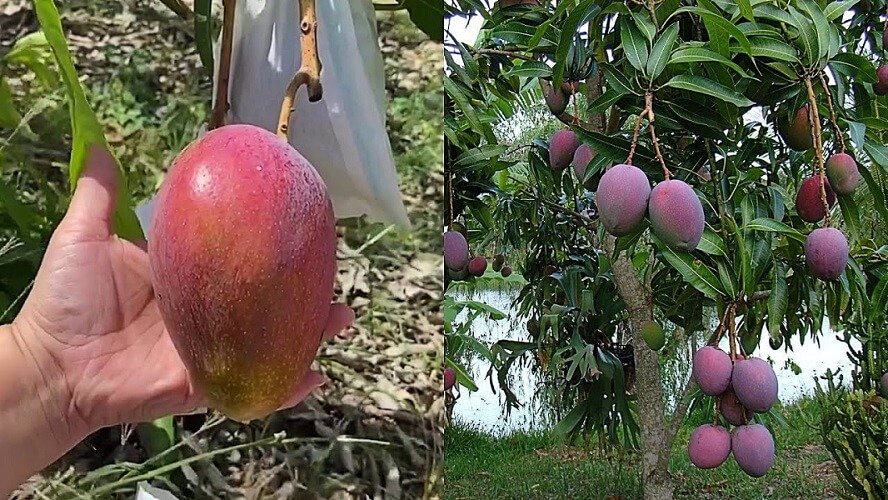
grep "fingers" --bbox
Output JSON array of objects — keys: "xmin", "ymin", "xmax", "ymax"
[
  {"xmin": 323, "ymin": 303, "xmax": 355, "ymax": 341},
  {"xmin": 277, "ymin": 370, "xmax": 326, "ymax": 410},
  {"xmin": 60, "ymin": 145, "xmax": 120, "ymax": 238}
]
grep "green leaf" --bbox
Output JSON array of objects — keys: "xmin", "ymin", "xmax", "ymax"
[
  {"xmin": 767, "ymin": 261, "xmax": 788, "ymax": 341},
  {"xmin": 33, "ymin": 0, "xmax": 144, "ymax": 241},
  {"xmin": 630, "ymin": 10, "xmax": 657, "ymax": 42},
  {"xmin": 865, "ymin": 142, "xmax": 888, "ymax": 173},
  {"xmin": 830, "ymin": 53, "xmax": 877, "ymax": 83},
  {"xmin": 403, "ymin": 0, "xmax": 444, "ymax": 41},
  {"xmin": 753, "ymin": 4, "xmax": 800, "ymax": 30},
  {"xmin": 716, "ymin": 260, "xmax": 739, "ymax": 299},
  {"xmin": 697, "ymin": 226, "xmax": 727, "ymax": 256},
  {"xmin": 620, "ymin": 18, "xmax": 649, "ymax": 74},
  {"xmin": 744, "ymin": 218, "xmax": 806, "ymax": 243},
  {"xmin": 737, "ymin": 0, "xmax": 754, "ymax": 21},
  {"xmin": 194, "ymin": 0, "xmax": 214, "ymax": 76},
  {"xmin": 501, "ymin": 60, "xmax": 552, "ymax": 79},
  {"xmin": 552, "ymin": 0, "xmax": 600, "ymax": 86},
  {"xmin": 646, "ymin": 22, "xmax": 680, "ymax": 80},
  {"xmin": 445, "ymin": 76, "xmax": 496, "ymax": 144},
  {"xmin": 661, "ymin": 74, "xmax": 754, "ymax": 107},
  {"xmin": 654, "ymin": 236, "xmax": 725, "ymax": 300},
  {"xmin": 671, "ymin": 7, "xmax": 752, "ymax": 55},
  {"xmin": 445, "ymin": 358, "xmax": 478, "ymax": 392},
  {"xmin": 788, "ymin": 5, "xmax": 817, "ymax": 65},
  {"xmin": 798, "ymin": 0, "xmax": 830, "ymax": 62},
  {"xmin": 453, "ymin": 145, "xmax": 510, "ymax": 170},
  {"xmin": 668, "ymin": 46, "xmax": 751, "ymax": 77},
  {"xmin": 824, "ymin": 0, "xmax": 859, "ymax": 21},
  {"xmin": 747, "ymin": 37, "xmax": 799, "ymax": 63},
  {"xmin": 0, "ymin": 78, "xmax": 21, "ymax": 128}
]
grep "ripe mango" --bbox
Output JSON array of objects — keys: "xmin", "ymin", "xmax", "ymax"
[{"xmin": 149, "ymin": 124, "xmax": 336, "ymax": 422}]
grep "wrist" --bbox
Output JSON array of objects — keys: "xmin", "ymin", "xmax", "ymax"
[{"xmin": 0, "ymin": 321, "xmax": 90, "ymax": 494}]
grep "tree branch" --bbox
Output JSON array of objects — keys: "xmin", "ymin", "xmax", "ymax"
[
  {"xmin": 209, "ymin": 0, "xmax": 236, "ymax": 130},
  {"xmin": 278, "ymin": 0, "xmax": 323, "ymax": 139}
]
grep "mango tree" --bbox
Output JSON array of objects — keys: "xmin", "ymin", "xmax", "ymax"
[{"xmin": 444, "ymin": 0, "xmax": 887, "ymax": 498}]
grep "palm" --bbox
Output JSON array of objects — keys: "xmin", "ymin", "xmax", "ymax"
[{"xmin": 23, "ymin": 218, "xmax": 200, "ymax": 428}]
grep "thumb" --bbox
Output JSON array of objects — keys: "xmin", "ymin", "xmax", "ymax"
[{"xmin": 59, "ymin": 145, "xmax": 119, "ymax": 238}]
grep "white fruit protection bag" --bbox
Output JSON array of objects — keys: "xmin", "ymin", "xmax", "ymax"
[{"xmin": 137, "ymin": 0, "xmax": 410, "ymax": 235}]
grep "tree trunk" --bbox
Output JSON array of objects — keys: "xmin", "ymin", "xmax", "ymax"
[{"xmin": 607, "ymin": 240, "xmax": 674, "ymax": 499}]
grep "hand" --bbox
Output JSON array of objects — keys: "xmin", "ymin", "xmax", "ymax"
[{"xmin": 3, "ymin": 146, "xmax": 352, "ymax": 491}]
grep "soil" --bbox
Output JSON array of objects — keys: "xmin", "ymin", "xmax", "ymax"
[{"xmin": 2, "ymin": 1, "xmax": 443, "ymax": 498}]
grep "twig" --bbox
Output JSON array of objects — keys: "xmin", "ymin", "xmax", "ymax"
[
  {"xmin": 645, "ymin": 91, "xmax": 671, "ymax": 179},
  {"xmin": 625, "ymin": 108, "xmax": 648, "ymax": 166},
  {"xmin": 803, "ymin": 77, "xmax": 830, "ymax": 227},
  {"xmin": 818, "ymin": 72, "xmax": 846, "ymax": 154},
  {"xmin": 209, "ymin": 0, "xmax": 236, "ymax": 130},
  {"xmin": 727, "ymin": 303, "xmax": 738, "ymax": 361},
  {"xmin": 277, "ymin": 0, "xmax": 323, "ymax": 139},
  {"xmin": 472, "ymin": 48, "xmax": 537, "ymax": 61}
]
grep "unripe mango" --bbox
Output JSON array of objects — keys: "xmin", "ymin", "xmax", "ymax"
[
  {"xmin": 468, "ymin": 256, "xmax": 488, "ymax": 276},
  {"xmin": 149, "ymin": 124, "xmax": 336, "ymax": 422},
  {"xmin": 544, "ymin": 85, "xmax": 568, "ymax": 115},
  {"xmin": 572, "ymin": 144, "xmax": 595, "ymax": 180},
  {"xmin": 444, "ymin": 367, "xmax": 456, "ymax": 391}
]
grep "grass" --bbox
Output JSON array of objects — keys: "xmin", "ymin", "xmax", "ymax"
[{"xmin": 445, "ymin": 397, "xmax": 838, "ymax": 499}]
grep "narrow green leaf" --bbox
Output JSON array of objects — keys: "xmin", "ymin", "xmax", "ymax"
[
  {"xmin": 798, "ymin": 0, "xmax": 830, "ymax": 61},
  {"xmin": 824, "ymin": 0, "xmax": 859, "ymax": 21},
  {"xmin": 33, "ymin": 0, "xmax": 143, "ymax": 241},
  {"xmin": 453, "ymin": 145, "xmax": 510, "ymax": 169},
  {"xmin": 744, "ymin": 217, "xmax": 806, "ymax": 243},
  {"xmin": 620, "ymin": 18, "xmax": 649, "ymax": 74},
  {"xmin": 716, "ymin": 260, "xmax": 739, "ymax": 299},
  {"xmin": 0, "ymin": 78, "xmax": 21, "ymax": 128},
  {"xmin": 753, "ymin": 4, "xmax": 800, "ymax": 30},
  {"xmin": 654, "ymin": 236, "xmax": 725, "ymax": 300},
  {"xmin": 662, "ymin": 74, "xmax": 754, "ymax": 107},
  {"xmin": 697, "ymin": 226, "xmax": 727, "ymax": 256},
  {"xmin": 747, "ymin": 37, "xmax": 799, "ymax": 63},
  {"xmin": 445, "ymin": 358, "xmax": 478, "ymax": 392},
  {"xmin": 630, "ymin": 10, "xmax": 657, "ymax": 42},
  {"xmin": 737, "ymin": 0, "xmax": 754, "ymax": 21},
  {"xmin": 830, "ymin": 53, "xmax": 878, "ymax": 83},
  {"xmin": 194, "ymin": 0, "xmax": 214, "ymax": 75},
  {"xmin": 669, "ymin": 46, "xmax": 751, "ymax": 77},
  {"xmin": 501, "ymin": 60, "xmax": 552, "ymax": 79},
  {"xmin": 788, "ymin": 5, "xmax": 817, "ymax": 65},
  {"xmin": 671, "ymin": 7, "xmax": 752, "ymax": 55},
  {"xmin": 646, "ymin": 22, "xmax": 680, "ymax": 80},
  {"xmin": 767, "ymin": 261, "xmax": 788, "ymax": 341},
  {"xmin": 552, "ymin": 0, "xmax": 600, "ymax": 86}
]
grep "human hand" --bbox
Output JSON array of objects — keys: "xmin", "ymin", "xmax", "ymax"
[{"xmin": 7, "ymin": 145, "xmax": 353, "ymax": 455}]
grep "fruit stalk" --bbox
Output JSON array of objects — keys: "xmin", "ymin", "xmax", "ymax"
[
  {"xmin": 277, "ymin": 0, "xmax": 323, "ymax": 139},
  {"xmin": 645, "ymin": 91, "xmax": 671, "ymax": 179},
  {"xmin": 625, "ymin": 105, "xmax": 648, "ymax": 166},
  {"xmin": 803, "ymin": 77, "xmax": 830, "ymax": 227},
  {"xmin": 818, "ymin": 72, "xmax": 846, "ymax": 154},
  {"xmin": 209, "ymin": 0, "xmax": 236, "ymax": 129}
]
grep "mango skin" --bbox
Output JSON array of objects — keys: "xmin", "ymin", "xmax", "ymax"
[
  {"xmin": 149, "ymin": 124, "xmax": 336, "ymax": 422},
  {"xmin": 648, "ymin": 179, "xmax": 704, "ymax": 251},
  {"xmin": 778, "ymin": 105, "xmax": 813, "ymax": 151},
  {"xmin": 825, "ymin": 153, "xmax": 861, "ymax": 196}
]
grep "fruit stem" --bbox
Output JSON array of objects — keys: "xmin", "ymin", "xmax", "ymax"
[
  {"xmin": 209, "ymin": 0, "xmax": 236, "ymax": 130},
  {"xmin": 447, "ymin": 172, "xmax": 454, "ymax": 230},
  {"xmin": 818, "ymin": 72, "xmax": 846, "ymax": 154},
  {"xmin": 625, "ymin": 106, "xmax": 647, "ymax": 166},
  {"xmin": 803, "ymin": 77, "xmax": 831, "ymax": 227},
  {"xmin": 277, "ymin": 0, "xmax": 323, "ymax": 140},
  {"xmin": 727, "ymin": 302, "xmax": 737, "ymax": 361},
  {"xmin": 645, "ymin": 91, "xmax": 671, "ymax": 179}
]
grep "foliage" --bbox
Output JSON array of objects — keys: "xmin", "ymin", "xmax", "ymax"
[
  {"xmin": 444, "ymin": 0, "xmax": 887, "ymax": 452},
  {"xmin": 816, "ymin": 376, "xmax": 888, "ymax": 499}
]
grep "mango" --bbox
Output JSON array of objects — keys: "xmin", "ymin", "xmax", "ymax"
[{"xmin": 149, "ymin": 124, "xmax": 336, "ymax": 422}]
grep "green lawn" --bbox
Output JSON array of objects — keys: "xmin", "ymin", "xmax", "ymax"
[{"xmin": 445, "ymin": 397, "xmax": 838, "ymax": 499}]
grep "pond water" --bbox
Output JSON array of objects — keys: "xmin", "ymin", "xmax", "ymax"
[{"xmin": 451, "ymin": 288, "xmax": 859, "ymax": 436}]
